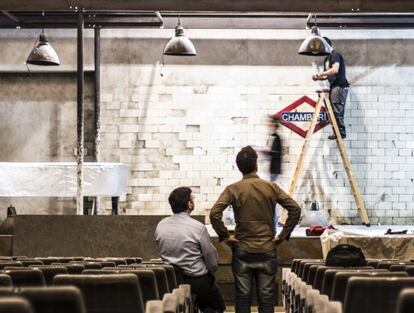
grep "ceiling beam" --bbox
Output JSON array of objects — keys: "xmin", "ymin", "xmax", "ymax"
[
  {"xmin": 2, "ymin": 12, "xmax": 414, "ymax": 29},
  {"xmin": 1, "ymin": 0, "xmax": 414, "ymax": 13}
]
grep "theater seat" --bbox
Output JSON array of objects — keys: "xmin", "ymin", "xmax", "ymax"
[
  {"xmin": 321, "ymin": 268, "xmax": 387, "ymax": 298},
  {"xmin": 331, "ymin": 271, "xmax": 408, "ymax": 303},
  {"xmin": 390, "ymin": 265, "xmax": 407, "ymax": 272},
  {"xmin": 19, "ymin": 286, "xmax": 86, "ymax": 313},
  {"xmin": 133, "ymin": 267, "xmax": 169, "ymax": 298},
  {"xmin": 3, "ymin": 269, "xmax": 46, "ymax": 287},
  {"xmin": 396, "ymin": 288, "xmax": 414, "ymax": 313},
  {"xmin": 35, "ymin": 258, "xmax": 60, "ymax": 266},
  {"xmin": 140, "ymin": 265, "xmax": 176, "ymax": 292},
  {"xmin": 324, "ymin": 301, "xmax": 342, "ymax": 313},
  {"xmin": 313, "ymin": 266, "xmax": 373, "ymax": 291},
  {"xmin": 178, "ymin": 285, "xmax": 191, "ymax": 313},
  {"xmin": 54, "ymin": 274, "xmax": 145, "ymax": 313},
  {"xmin": 118, "ymin": 269, "xmax": 160, "ymax": 303},
  {"xmin": 0, "ymin": 297, "xmax": 33, "ymax": 313},
  {"xmin": 0, "ymin": 262, "xmax": 23, "ymax": 270},
  {"xmin": 344, "ymin": 277, "xmax": 414, "ymax": 313},
  {"xmin": 146, "ymin": 300, "xmax": 163, "ymax": 313},
  {"xmin": 52, "ymin": 264, "xmax": 85, "ymax": 274},
  {"xmin": 0, "ymin": 274, "xmax": 12, "ymax": 287},
  {"xmin": 69, "ymin": 262, "xmax": 102, "ymax": 270},
  {"xmin": 81, "ymin": 268, "xmax": 160, "ymax": 303},
  {"xmin": 163, "ymin": 294, "xmax": 178, "ymax": 313},
  {"xmin": 19, "ymin": 260, "xmax": 44, "ymax": 267},
  {"xmin": 172, "ymin": 289, "xmax": 186, "ymax": 313},
  {"xmin": 405, "ymin": 265, "xmax": 414, "ymax": 276},
  {"xmin": 29, "ymin": 266, "xmax": 68, "ymax": 285}
]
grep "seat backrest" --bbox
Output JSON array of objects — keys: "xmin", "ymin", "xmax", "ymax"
[
  {"xmin": 0, "ymin": 274, "xmax": 12, "ymax": 287},
  {"xmin": 301, "ymin": 261, "xmax": 324, "ymax": 281},
  {"xmin": 323, "ymin": 301, "xmax": 342, "ymax": 313},
  {"xmin": 390, "ymin": 265, "xmax": 407, "ymax": 272},
  {"xmin": 0, "ymin": 297, "xmax": 33, "ymax": 313},
  {"xmin": 104, "ymin": 258, "xmax": 127, "ymax": 266},
  {"xmin": 35, "ymin": 258, "xmax": 60, "ymax": 266},
  {"xmin": 20, "ymin": 286, "xmax": 86, "ymax": 313},
  {"xmin": 314, "ymin": 266, "xmax": 373, "ymax": 290},
  {"xmin": 344, "ymin": 277, "xmax": 414, "ymax": 313},
  {"xmin": 29, "ymin": 266, "xmax": 68, "ymax": 285},
  {"xmin": 307, "ymin": 264, "xmax": 323, "ymax": 285},
  {"xmin": 54, "ymin": 274, "xmax": 144, "ymax": 313},
  {"xmin": 137, "ymin": 267, "xmax": 169, "ymax": 298},
  {"xmin": 72, "ymin": 262, "xmax": 102, "ymax": 270},
  {"xmin": 20, "ymin": 260, "xmax": 44, "ymax": 267},
  {"xmin": 321, "ymin": 268, "xmax": 387, "ymax": 298},
  {"xmin": 0, "ymin": 262, "xmax": 23, "ymax": 270},
  {"xmin": 146, "ymin": 300, "xmax": 163, "ymax": 313},
  {"xmin": 377, "ymin": 261, "xmax": 401, "ymax": 270},
  {"xmin": 332, "ymin": 271, "xmax": 408, "ymax": 303},
  {"xmin": 405, "ymin": 265, "xmax": 414, "ymax": 276},
  {"xmin": 4, "ymin": 269, "xmax": 46, "ymax": 287},
  {"xmin": 53, "ymin": 264, "xmax": 85, "ymax": 274},
  {"xmin": 178, "ymin": 284, "xmax": 191, "ymax": 312},
  {"xmin": 162, "ymin": 294, "xmax": 178, "ymax": 313},
  {"xmin": 141, "ymin": 265, "xmax": 177, "ymax": 291},
  {"xmin": 55, "ymin": 258, "xmax": 73, "ymax": 263},
  {"xmin": 118, "ymin": 269, "xmax": 160, "ymax": 303},
  {"xmin": 172, "ymin": 289, "xmax": 185, "ymax": 313},
  {"xmin": 396, "ymin": 288, "xmax": 414, "ymax": 313}
]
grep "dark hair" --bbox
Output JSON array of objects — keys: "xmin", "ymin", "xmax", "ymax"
[
  {"xmin": 236, "ymin": 146, "xmax": 258, "ymax": 175},
  {"xmin": 168, "ymin": 187, "xmax": 192, "ymax": 213},
  {"xmin": 323, "ymin": 37, "xmax": 332, "ymax": 46}
]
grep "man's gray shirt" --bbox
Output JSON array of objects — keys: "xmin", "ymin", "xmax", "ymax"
[{"xmin": 155, "ymin": 212, "xmax": 218, "ymax": 277}]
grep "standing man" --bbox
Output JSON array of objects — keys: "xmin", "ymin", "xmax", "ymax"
[
  {"xmin": 312, "ymin": 37, "xmax": 349, "ymax": 139},
  {"xmin": 267, "ymin": 115, "xmax": 282, "ymax": 182},
  {"xmin": 210, "ymin": 146, "xmax": 301, "ymax": 313},
  {"xmin": 155, "ymin": 187, "xmax": 225, "ymax": 313}
]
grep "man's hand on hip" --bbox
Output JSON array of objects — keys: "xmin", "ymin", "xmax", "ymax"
[
  {"xmin": 224, "ymin": 236, "xmax": 239, "ymax": 248},
  {"xmin": 272, "ymin": 236, "xmax": 284, "ymax": 246}
]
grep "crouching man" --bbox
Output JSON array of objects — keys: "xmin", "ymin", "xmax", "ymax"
[{"xmin": 155, "ymin": 187, "xmax": 226, "ymax": 313}]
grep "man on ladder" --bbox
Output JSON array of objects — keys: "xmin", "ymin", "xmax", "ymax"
[{"xmin": 312, "ymin": 37, "xmax": 350, "ymax": 140}]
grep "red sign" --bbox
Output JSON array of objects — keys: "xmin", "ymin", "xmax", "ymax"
[{"xmin": 275, "ymin": 96, "xmax": 329, "ymax": 138}]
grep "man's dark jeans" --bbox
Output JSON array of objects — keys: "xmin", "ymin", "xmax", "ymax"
[
  {"xmin": 330, "ymin": 86, "xmax": 349, "ymax": 137},
  {"xmin": 183, "ymin": 273, "xmax": 226, "ymax": 313},
  {"xmin": 232, "ymin": 247, "xmax": 277, "ymax": 313}
]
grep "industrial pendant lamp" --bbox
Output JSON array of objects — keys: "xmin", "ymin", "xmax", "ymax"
[
  {"xmin": 26, "ymin": 29, "xmax": 60, "ymax": 66},
  {"xmin": 163, "ymin": 17, "xmax": 196, "ymax": 56},
  {"xmin": 298, "ymin": 14, "xmax": 332, "ymax": 56}
]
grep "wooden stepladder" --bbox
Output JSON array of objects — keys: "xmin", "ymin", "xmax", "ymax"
[{"xmin": 280, "ymin": 90, "xmax": 370, "ymax": 226}]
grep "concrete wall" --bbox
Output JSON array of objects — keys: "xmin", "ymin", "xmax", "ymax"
[
  {"xmin": 0, "ymin": 29, "xmax": 413, "ymax": 225},
  {"xmin": 0, "ymin": 30, "xmax": 95, "ymax": 219}
]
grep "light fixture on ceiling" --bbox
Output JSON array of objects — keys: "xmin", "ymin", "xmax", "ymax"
[
  {"xmin": 298, "ymin": 13, "xmax": 332, "ymax": 56},
  {"xmin": 163, "ymin": 16, "xmax": 196, "ymax": 56},
  {"xmin": 26, "ymin": 28, "xmax": 60, "ymax": 66}
]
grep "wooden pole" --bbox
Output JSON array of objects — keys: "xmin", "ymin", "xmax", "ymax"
[
  {"xmin": 76, "ymin": 11, "xmax": 84, "ymax": 215},
  {"xmin": 323, "ymin": 93, "xmax": 370, "ymax": 225}
]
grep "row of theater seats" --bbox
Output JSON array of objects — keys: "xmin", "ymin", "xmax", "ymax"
[
  {"xmin": 0, "ymin": 256, "xmax": 191, "ymax": 313},
  {"xmin": 283, "ymin": 258, "xmax": 414, "ymax": 313}
]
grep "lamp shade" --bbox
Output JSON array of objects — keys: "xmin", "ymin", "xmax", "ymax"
[
  {"xmin": 163, "ymin": 23, "xmax": 196, "ymax": 56},
  {"xmin": 26, "ymin": 31, "xmax": 60, "ymax": 66},
  {"xmin": 298, "ymin": 26, "xmax": 332, "ymax": 56}
]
